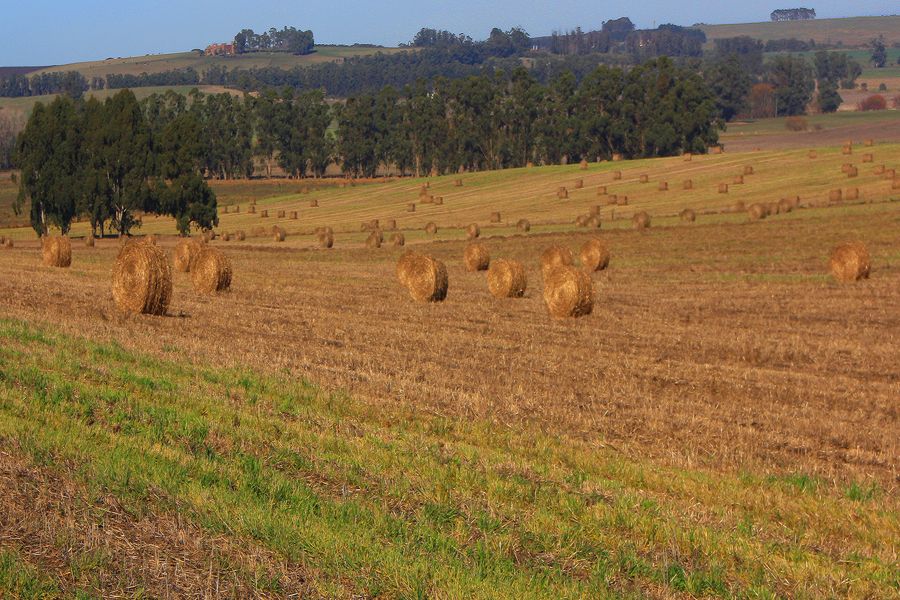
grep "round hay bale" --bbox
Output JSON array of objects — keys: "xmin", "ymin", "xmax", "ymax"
[
  {"xmin": 408, "ymin": 203, "xmax": 416, "ymax": 212},
  {"xmin": 543, "ymin": 265, "xmax": 593, "ymax": 318},
  {"xmin": 540, "ymin": 245, "xmax": 574, "ymax": 279},
  {"xmin": 885, "ymin": 169, "xmax": 896, "ymax": 179},
  {"xmin": 683, "ymin": 179, "xmax": 693, "ymax": 190},
  {"xmin": 390, "ymin": 232, "xmax": 405, "ymax": 246},
  {"xmin": 277, "ymin": 210, "xmax": 285, "ymax": 218},
  {"xmin": 841, "ymin": 163, "xmax": 853, "ymax": 173},
  {"xmin": 778, "ymin": 198, "xmax": 793, "ymax": 213},
  {"xmin": 846, "ymin": 188, "xmax": 859, "ymax": 201},
  {"xmin": 235, "ymin": 205, "xmax": 240, "ymax": 213},
  {"xmin": 403, "ymin": 254, "xmax": 448, "ymax": 303},
  {"xmin": 425, "ymin": 222, "xmax": 438, "ymax": 235},
  {"xmin": 864, "ymin": 139, "xmax": 873, "ymax": 147},
  {"xmin": 223, "ymin": 206, "xmax": 229, "ymax": 214},
  {"xmin": 862, "ymin": 153, "xmax": 873, "ymax": 163},
  {"xmin": 679, "ymin": 208, "xmax": 696, "ymax": 222},
  {"xmin": 589, "ymin": 205, "xmax": 601, "ymax": 216},
  {"xmin": 273, "ymin": 227, "xmax": 286, "ymax": 242},
  {"xmin": 847, "ymin": 166, "xmax": 858, "ymax": 178},
  {"xmin": 41, "ymin": 236, "xmax": 72, "ymax": 268},
  {"xmin": 487, "ymin": 259, "xmax": 527, "ymax": 298},
  {"xmin": 579, "ymin": 159, "xmax": 588, "ymax": 170},
  {"xmin": 639, "ymin": 174, "xmax": 649, "ymax": 183},
  {"xmin": 808, "ymin": 150, "xmax": 817, "ymax": 159},
  {"xmin": 830, "ymin": 242, "xmax": 870, "ymax": 282},
  {"xmin": 516, "ymin": 218, "xmax": 531, "ymax": 232},
  {"xmin": 612, "ymin": 153, "xmax": 623, "ymax": 162},
  {"xmin": 85, "ymin": 234, "xmax": 95, "ymax": 247},
  {"xmin": 710, "ymin": 146, "xmax": 723, "ymax": 154},
  {"xmin": 789, "ymin": 196, "xmax": 801, "ymax": 208},
  {"xmin": 463, "ymin": 242, "xmax": 490, "ymax": 272},
  {"xmin": 290, "ymin": 211, "xmax": 298, "ymax": 220},
  {"xmin": 221, "ymin": 232, "xmax": 231, "ymax": 242},
  {"xmin": 718, "ymin": 183, "xmax": 729, "ymax": 194},
  {"xmin": 632, "ymin": 211, "xmax": 650, "ymax": 229},
  {"xmin": 829, "ymin": 189, "xmax": 843, "ymax": 203},
  {"xmin": 434, "ymin": 197, "xmax": 444, "ymax": 205},
  {"xmin": 605, "ymin": 194, "xmax": 618, "ymax": 206},
  {"xmin": 768, "ymin": 202, "xmax": 781, "ymax": 215},
  {"xmin": 733, "ymin": 175, "xmax": 744, "ymax": 185},
  {"xmin": 612, "ymin": 170, "xmax": 622, "ymax": 180},
  {"xmin": 596, "ymin": 186, "xmax": 607, "ymax": 195},
  {"xmin": 309, "ymin": 199, "xmax": 318, "ymax": 208},
  {"xmin": 658, "ymin": 181, "xmax": 668, "ymax": 191},
  {"xmin": 490, "ymin": 212, "xmax": 501, "ymax": 223},
  {"xmin": 842, "ymin": 145, "xmax": 852, "ymax": 155},
  {"xmin": 191, "ymin": 246, "xmax": 232, "ymax": 294},
  {"xmin": 112, "ymin": 242, "xmax": 172, "ymax": 315},
  {"xmin": 557, "ymin": 187, "xmax": 568, "ymax": 199},
  {"xmin": 732, "ymin": 200, "xmax": 746, "ymax": 213},
  {"xmin": 249, "ymin": 205, "xmax": 256, "ymax": 214},
  {"xmin": 261, "ymin": 210, "xmax": 268, "ymax": 218},
  {"xmin": 893, "ymin": 179, "xmax": 900, "ymax": 190},
  {"xmin": 2, "ymin": 238, "xmax": 12, "ymax": 249},
  {"xmin": 616, "ymin": 195, "xmax": 628, "ymax": 206},
  {"xmin": 574, "ymin": 179, "xmax": 584, "ymax": 189},
  {"xmin": 455, "ymin": 178, "xmax": 463, "ymax": 187},
  {"xmin": 366, "ymin": 231, "xmax": 382, "ymax": 248},
  {"xmin": 466, "ymin": 223, "xmax": 480, "ymax": 240},
  {"xmin": 580, "ymin": 238, "xmax": 610, "ymax": 272},
  {"xmin": 235, "ymin": 230, "xmax": 246, "ymax": 241},
  {"xmin": 585, "ymin": 215, "xmax": 601, "ymax": 229},
  {"xmin": 385, "ymin": 219, "xmax": 397, "ymax": 231},
  {"xmin": 317, "ymin": 231, "xmax": 334, "ymax": 248},
  {"xmin": 575, "ymin": 214, "xmax": 589, "ymax": 227},
  {"xmin": 744, "ymin": 166, "xmax": 754, "ymax": 175},
  {"xmin": 684, "ymin": 153, "xmax": 692, "ymax": 162},
  {"xmin": 747, "ymin": 204, "xmax": 766, "ymax": 220}
]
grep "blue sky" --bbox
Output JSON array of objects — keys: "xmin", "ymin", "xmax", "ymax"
[{"xmin": 1, "ymin": 0, "xmax": 896, "ymax": 65}]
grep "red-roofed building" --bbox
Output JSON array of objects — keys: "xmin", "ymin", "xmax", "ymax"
[{"xmin": 205, "ymin": 43, "xmax": 235, "ymax": 56}]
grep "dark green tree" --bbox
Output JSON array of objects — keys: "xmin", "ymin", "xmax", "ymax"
[
  {"xmin": 767, "ymin": 55, "xmax": 815, "ymax": 116},
  {"xmin": 706, "ymin": 54, "xmax": 752, "ymax": 122},
  {"xmin": 871, "ymin": 36, "xmax": 887, "ymax": 68},
  {"xmin": 817, "ymin": 80, "xmax": 842, "ymax": 113}
]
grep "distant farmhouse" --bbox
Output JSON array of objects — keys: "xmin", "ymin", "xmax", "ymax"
[{"xmin": 205, "ymin": 43, "xmax": 236, "ymax": 57}]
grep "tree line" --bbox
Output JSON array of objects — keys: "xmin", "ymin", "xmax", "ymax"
[{"xmin": 233, "ymin": 26, "xmax": 315, "ymax": 55}]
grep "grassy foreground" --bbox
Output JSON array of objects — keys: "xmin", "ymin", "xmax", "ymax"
[{"xmin": 0, "ymin": 318, "xmax": 896, "ymax": 598}]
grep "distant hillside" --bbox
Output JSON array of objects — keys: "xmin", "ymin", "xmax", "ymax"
[
  {"xmin": 0, "ymin": 66, "xmax": 50, "ymax": 77},
  {"xmin": 699, "ymin": 15, "xmax": 900, "ymax": 47}
]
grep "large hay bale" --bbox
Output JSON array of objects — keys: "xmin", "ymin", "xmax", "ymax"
[
  {"xmin": 632, "ymin": 211, "xmax": 650, "ymax": 229},
  {"xmin": 112, "ymin": 241, "xmax": 172, "ymax": 315},
  {"xmin": 830, "ymin": 242, "xmax": 870, "ymax": 282},
  {"xmin": 747, "ymin": 204, "xmax": 766, "ymax": 220},
  {"xmin": 249, "ymin": 205, "xmax": 256, "ymax": 214},
  {"xmin": 191, "ymin": 246, "xmax": 232, "ymax": 294},
  {"xmin": 42, "ymin": 236, "xmax": 72, "ymax": 268},
  {"xmin": 893, "ymin": 179, "xmax": 900, "ymax": 190},
  {"xmin": 683, "ymin": 179, "xmax": 693, "ymax": 190},
  {"xmin": 463, "ymin": 242, "xmax": 490, "ymax": 272},
  {"xmin": 768, "ymin": 201, "xmax": 781, "ymax": 215},
  {"xmin": 639, "ymin": 174, "xmax": 649, "ymax": 183},
  {"xmin": 557, "ymin": 187, "xmax": 568, "ymax": 199},
  {"xmin": 841, "ymin": 163, "xmax": 853, "ymax": 173},
  {"xmin": 885, "ymin": 169, "xmax": 896, "ymax": 179},
  {"xmin": 487, "ymin": 259, "xmax": 527, "ymax": 298},
  {"xmin": 407, "ymin": 203, "xmax": 416, "ymax": 212},
  {"xmin": 658, "ymin": 181, "xmax": 668, "ymax": 191},
  {"xmin": 425, "ymin": 222, "xmax": 438, "ymax": 235},
  {"xmin": 466, "ymin": 223, "xmax": 480, "ymax": 240},
  {"xmin": 540, "ymin": 245, "xmax": 574, "ymax": 279},
  {"xmin": 589, "ymin": 205, "xmax": 601, "ymax": 216},
  {"xmin": 846, "ymin": 188, "xmax": 859, "ymax": 201},
  {"xmin": 385, "ymin": 219, "xmax": 397, "ymax": 231},
  {"xmin": 718, "ymin": 183, "xmax": 729, "ymax": 194},
  {"xmin": 612, "ymin": 153, "xmax": 622, "ymax": 161},
  {"xmin": 273, "ymin": 226, "xmax": 286, "ymax": 242},
  {"xmin": 842, "ymin": 145, "xmax": 852, "ymax": 155},
  {"xmin": 580, "ymin": 238, "xmax": 610, "ymax": 272},
  {"xmin": 366, "ymin": 231, "xmax": 382, "ymax": 248},
  {"xmin": 490, "ymin": 212, "xmax": 501, "ymax": 223},
  {"xmin": 862, "ymin": 153, "xmax": 873, "ymax": 163},
  {"xmin": 585, "ymin": 215, "xmax": 601, "ymax": 229},
  {"xmin": 543, "ymin": 265, "xmax": 593, "ymax": 318},
  {"xmin": 744, "ymin": 165, "xmax": 754, "ymax": 175},
  {"xmin": 221, "ymin": 232, "xmax": 231, "ymax": 242},
  {"xmin": 574, "ymin": 179, "xmax": 584, "ymax": 189},
  {"xmin": 390, "ymin": 232, "xmax": 405, "ymax": 246},
  {"xmin": 596, "ymin": 186, "xmax": 607, "ymax": 195},
  {"xmin": 235, "ymin": 205, "xmax": 240, "ymax": 213},
  {"xmin": 612, "ymin": 170, "xmax": 622, "ymax": 180},
  {"xmin": 310, "ymin": 199, "xmax": 318, "ymax": 208},
  {"xmin": 317, "ymin": 231, "xmax": 334, "ymax": 248},
  {"xmin": 680, "ymin": 208, "xmax": 696, "ymax": 222},
  {"xmin": 615, "ymin": 195, "xmax": 628, "ymax": 206},
  {"xmin": 733, "ymin": 175, "xmax": 744, "ymax": 185},
  {"xmin": 235, "ymin": 230, "xmax": 246, "ymax": 241},
  {"xmin": 516, "ymin": 218, "xmax": 531, "ymax": 232},
  {"xmin": 829, "ymin": 189, "xmax": 843, "ymax": 203},
  {"xmin": 401, "ymin": 254, "xmax": 448, "ymax": 302},
  {"xmin": 85, "ymin": 234, "xmax": 95, "ymax": 247},
  {"xmin": 864, "ymin": 139, "xmax": 873, "ymax": 147}
]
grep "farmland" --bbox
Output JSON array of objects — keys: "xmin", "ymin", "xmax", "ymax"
[
  {"xmin": 700, "ymin": 15, "xmax": 900, "ymax": 47},
  {"xmin": 1, "ymin": 138, "xmax": 898, "ymax": 596}
]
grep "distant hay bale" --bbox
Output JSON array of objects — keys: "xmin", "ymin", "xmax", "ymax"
[
  {"xmin": 589, "ymin": 205, "xmax": 601, "ymax": 216},
  {"xmin": 385, "ymin": 219, "xmax": 397, "ymax": 231},
  {"xmin": 366, "ymin": 231, "xmax": 382, "ymax": 248},
  {"xmin": 223, "ymin": 206, "xmax": 229, "ymax": 214},
  {"xmin": 768, "ymin": 201, "xmax": 781, "ymax": 215},
  {"xmin": 401, "ymin": 253, "xmax": 448, "ymax": 302},
  {"xmin": 864, "ymin": 139, "xmax": 873, "ymax": 147},
  {"xmin": 679, "ymin": 208, "xmax": 696, "ymax": 222},
  {"xmin": 615, "ymin": 195, "xmax": 628, "ymax": 206},
  {"xmin": 829, "ymin": 189, "xmax": 843, "ymax": 202},
  {"xmin": 579, "ymin": 159, "xmax": 588, "ymax": 170},
  {"xmin": 455, "ymin": 178, "xmax": 463, "ymax": 187},
  {"xmin": 487, "ymin": 259, "xmax": 527, "ymax": 298},
  {"xmin": 261, "ymin": 210, "xmax": 268, "ymax": 218},
  {"xmin": 846, "ymin": 188, "xmax": 859, "ymax": 201},
  {"xmin": 639, "ymin": 174, "xmax": 649, "ymax": 183},
  {"xmin": 842, "ymin": 145, "xmax": 852, "ymax": 155},
  {"xmin": 526, "ymin": 161, "xmax": 534, "ymax": 168},
  {"xmin": 235, "ymin": 230, "xmax": 246, "ymax": 241},
  {"xmin": 173, "ymin": 238, "xmax": 204, "ymax": 273},
  {"xmin": 585, "ymin": 215, "xmax": 601, "ymax": 229},
  {"xmin": 612, "ymin": 170, "xmax": 622, "ymax": 180},
  {"xmin": 250, "ymin": 199, "xmax": 257, "ymax": 205},
  {"xmin": 543, "ymin": 265, "xmax": 593, "ymax": 318},
  {"xmin": 221, "ymin": 232, "xmax": 231, "ymax": 242},
  {"xmin": 425, "ymin": 222, "xmax": 438, "ymax": 235},
  {"xmin": 732, "ymin": 200, "xmax": 746, "ymax": 213},
  {"xmin": 747, "ymin": 203, "xmax": 766, "ymax": 220},
  {"xmin": 885, "ymin": 169, "xmax": 896, "ymax": 179},
  {"xmin": 317, "ymin": 231, "xmax": 334, "ymax": 248},
  {"xmin": 683, "ymin": 153, "xmax": 692, "ymax": 162},
  {"xmin": 893, "ymin": 179, "xmax": 900, "ymax": 190},
  {"xmin": 574, "ymin": 179, "xmax": 584, "ymax": 189},
  {"xmin": 249, "ymin": 205, "xmax": 256, "ymax": 214},
  {"xmin": 2, "ymin": 238, "xmax": 12, "ymax": 249},
  {"xmin": 580, "ymin": 238, "xmax": 610, "ymax": 272},
  {"xmin": 490, "ymin": 212, "xmax": 501, "ymax": 223},
  {"xmin": 419, "ymin": 185, "xmax": 429, "ymax": 197},
  {"xmin": 235, "ymin": 205, "xmax": 240, "ymax": 213},
  {"xmin": 42, "ymin": 236, "xmax": 72, "ymax": 268},
  {"xmin": 273, "ymin": 226, "xmax": 286, "ymax": 242},
  {"xmin": 466, "ymin": 223, "xmax": 480, "ymax": 240},
  {"xmin": 632, "ymin": 211, "xmax": 650, "ymax": 229},
  {"xmin": 847, "ymin": 166, "xmax": 858, "ymax": 178},
  {"xmin": 112, "ymin": 241, "xmax": 172, "ymax": 315},
  {"xmin": 808, "ymin": 150, "xmax": 817, "ymax": 159},
  {"xmin": 862, "ymin": 153, "xmax": 873, "ymax": 163},
  {"xmin": 788, "ymin": 195, "xmax": 801, "ymax": 208},
  {"xmin": 390, "ymin": 232, "xmax": 405, "ymax": 246},
  {"xmin": 778, "ymin": 198, "xmax": 793, "ymax": 213},
  {"xmin": 557, "ymin": 186, "xmax": 568, "ymax": 199},
  {"xmin": 463, "ymin": 242, "xmax": 490, "ymax": 271},
  {"xmin": 85, "ymin": 234, "xmax": 95, "ymax": 247},
  {"xmin": 841, "ymin": 163, "xmax": 853, "ymax": 173},
  {"xmin": 744, "ymin": 166, "xmax": 754, "ymax": 175},
  {"xmin": 596, "ymin": 186, "xmax": 607, "ymax": 195},
  {"xmin": 710, "ymin": 145, "xmax": 723, "ymax": 154},
  {"xmin": 611, "ymin": 153, "xmax": 623, "ymax": 161},
  {"xmin": 540, "ymin": 245, "xmax": 574, "ymax": 279},
  {"xmin": 575, "ymin": 214, "xmax": 589, "ymax": 227},
  {"xmin": 658, "ymin": 181, "xmax": 668, "ymax": 191},
  {"xmin": 309, "ymin": 199, "xmax": 318, "ymax": 207},
  {"xmin": 683, "ymin": 179, "xmax": 693, "ymax": 190},
  {"xmin": 420, "ymin": 195, "xmax": 433, "ymax": 204},
  {"xmin": 830, "ymin": 242, "xmax": 870, "ymax": 282},
  {"xmin": 277, "ymin": 210, "xmax": 285, "ymax": 218},
  {"xmin": 191, "ymin": 246, "xmax": 232, "ymax": 294},
  {"xmin": 718, "ymin": 183, "xmax": 729, "ymax": 194},
  {"xmin": 290, "ymin": 211, "xmax": 298, "ymax": 220},
  {"xmin": 516, "ymin": 218, "xmax": 531, "ymax": 232},
  {"xmin": 408, "ymin": 203, "xmax": 416, "ymax": 212},
  {"xmin": 733, "ymin": 175, "xmax": 744, "ymax": 185},
  {"xmin": 434, "ymin": 196, "xmax": 444, "ymax": 205},
  {"xmin": 605, "ymin": 194, "xmax": 618, "ymax": 206}
]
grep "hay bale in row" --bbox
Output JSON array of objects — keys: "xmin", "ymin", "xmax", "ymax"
[
  {"xmin": 612, "ymin": 171, "xmax": 622, "ymax": 180},
  {"xmin": 841, "ymin": 163, "xmax": 853, "ymax": 173},
  {"xmin": 467, "ymin": 223, "xmax": 480, "ymax": 240},
  {"xmin": 847, "ymin": 166, "xmax": 858, "ymax": 178},
  {"xmin": 874, "ymin": 165, "xmax": 885, "ymax": 175},
  {"xmin": 684, "ymin": 153, "xmax": 692, "ymax": 162},
  {"xmin": 1, "ymin": 237, "xmax": 11, "ymax": 249},
  {"xmin": 261, "ymin": 210, "xmax": 269, "ymax": 218},
  {"xmin": 808, "ymin": 150, "xmax": 817, "ymax": 159},
  {"xmin": 744, "ymin": 165, "xmax": 754, "ymax": 176},
  {"xmin": 829, "ymin": 189, "xmax": 843, "ymax": 203},
  {"xmin": 605, "ymin": 194, "xmax": 618, "ymax": 206},
  {"xmin": 291, "ymin": 211, "xmax": 298, "ymax": 220},
  {"xmin": 778, "ymin": 198, "xmax": 794, "ymax": 213},
  {"xmin": 434, "ymin": 197, "xmax": 444, "ymax": 205},
  {"xmin": 557, "ymin": 186, "xmax": 568, "ymax": 199},
  {"xmin": 516, "ymin": 218, "xmax": 531, "ymax": 232},
  {"xmin": 310, "ymin": 199, "xmax": 318, "ymax": 208},
  {"xmin": 397, "ymin": 252, "xmax": 448, "ymax": 302},
  {"xmin": 862, "ymin": 153, "xmax": 873, "ymax": 163},
  {"xmin": 683, "ymin": 180, "xmax": 693, "ymax": 190},
  {"xmin": 719, "ymin": 183, "xmax": 729, "ymax": 194},
  {"xmin": 579, "ymin": 159, "xmax": 589, "ymax": 170},
  {"xmin": 544, "ymin": 265, "xmax": 593, "ymax": 318},
  {"xmin": 366, "ymin": 231, "xmax": 382, "ymax": 248},
  {"xmin": 733, "ymin": 175, "xmax": 744, "ymax": 185},
  {"xmin": 273, "ymin": 226, "xmax": 286, "ymax": 242},
  {"xmin": 596, "ymin": 186, "xmax": 607, "ymax": 195},
  {"xmin": 235, "ymin": 230, "xmax": 246, "ymax": 241},
  {"xmin": 455, "ymin": 178, "xmax": 463, "ymax": 187},
  {"xmin": 846, "ymin": 188, "xmax": 859, "ymax": 201},
  {"xmin": 748, "ymin": 204, "xmax": 766, "ymax": 220},
  {"xmin": 464, "ymin": 242, "xmax": 490, "ymax": 272},
  {"xmin": 384, "ymin": 219, "xmax": 397, "ymax": 231},
  {"xmin": 632, "ymin": 211, "xmax": 650, "ymax": 229},
  {"xmin": 574, "ymin": 179, "xmax": 584, "ymax": 189},
  {"xmin": 425, "ymin": 222, "xmax": 438, "ymax": 235},
  {"xmin": 490, "ymin": 212, "xmax": 501, "ymax": 223},
  {"xmin": 488, "ymin": 259, "xmax": 526, "ymax": 298},
  {"xmin": 580, "ymin": 239, "xmax": 609, "ymax": 272},
  {"xmin": 192, "ymin": 247, "xmax": 232, "ymax": 294},
  {"xmin": 249, "ymin": 205, "xmax": 256, "ymax": 214},
  {"xmin": 842, "ymin": 145, "xmax": 852, "ymax": 155},
  {"xmin": 408, "ymin": 203, "xmax": 416, "ymax": 212},
  {"xmin": 540, "ymin": 245, "xmax": 573, "ymax": 279},
  {"xmin": 830, "ymin": 242, "xmax": 870, "ymax": 282},
  {"xmin": 42, "ymin": 236, "xmax": 72, "ymax": 268},
  {"xmin": 680, "ymin": 208, "xmax": 696, "ymax": 223},
  {"xmin": 277, "ymin": 210, "xmax": 285, "ymax": 218},
  {"xmin": 658, "ymin": 181, "xmax": 668, "ymax": 191},
  {"xmin": 391, "ymin": 232, "xmax": 405, "ymax": 246},
  {"xmin": 112, "ymin": 240, "xmax": 172, "ymax": 315},
  {"xmin": 639, "ymin": 174, "xmax": 649, "ymax": 183},
  {"xmin": 174, "ymin": 238, "xmax": 204, "ymax": 272},
  {"xmin": 317, "ymin": 231, "xmax": 334, "ymax": 248}
]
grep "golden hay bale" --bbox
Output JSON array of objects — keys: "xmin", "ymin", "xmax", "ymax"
[
  {"xmin": 732, "ymin": 200, "xmax": 746, "ymax": 213},
  {"xmin": 396, "ymin": 250, "xmax": 416, "ymax": 286},
  {"xmin": 223, "ymin": 206, "xmax": 229, "ymax": 214},
  {"xmin": 596, "ymin": 186, "xmax": 607, "ymax": 195},
  {"xmin": 719, "ymin": 183, "xmax": 729, "ymax": 194},
  {"xmin": 273, "ymin": 227, "xmax": 286, "ymax": 242},
  {"xmin": 385, "ymin": 219, "xmax": 397, "ymax": 231},
  {"xmin": 862, "ymin": 153, "xmax": 873, "ymax": 163},
  {"xmin": 829, "ymin": 189, "xmax": 843, "ymax": 203},
  {"xmin": 543, "ymin": 265, "xmax": 593, "ymax": 318},
  {"xmin": 526, "ymin": 161, "xmax": 534, "ymax": 168},
  {"xmin": 85, "ymin": 234, "xmax": 95, "ymax": 247},
  {"xmin": 402, "ymin": 254, "xmax": 448, "ymax": 302},
  {"xmin": 191, "ymin": 246, "xmax": 232, "ymax": 294},
  {"xmin": 658, "ymin": 181, "xmax": 668, "ymax": 191},
  {"xmin": 808, "ymin": 150, "xmax": 817, "ymax": 159},
  {"xmin": 516, "ymin": 218, "xmax": 531, "ymax": 232},
  {"xmin": 235, "ymin": 230, "xmax": 246, "ymax": 241},
  {"xmin": 249, "ymin": 205, "xmax": 256, "ymax": 214},
  {"xmin": 466, "ymin": 223, "xmax": 480, "ymax": 240},
  {"xmin": 420, "ymin": 195, "xmax": 433, "ymax": 204},
  {"xmin": 277, "ymin": 210, "xmax": 285, "ymax": 218},
  {"xmin": 683, "ymin": 179, "xmax": 693, "ymax": 190},
  {"xmin": 290, "ymin": 211, "xmax": 298, "ymax": 220},
  {"xmin": 579, "ymin": 159, "xmax": 588, "ymax": 170},
  {"xmin": 680, "ymin": 208, "xmax": 696, "ymax": 222},
  {"xmin": 41, "ymin": 236, "xmax": 72, "ymax": 268},
  {"xmin": 112, "ymin": 242, "xmax": 172, "ymax": 315},
  {"xmin": 605, "ymin": 194, "xmax": 618, "ymax": 206},
  {"xmin": 768, "ymin": 201, "xmax": 781, "ymax": 215},
  {"xmin": 574, "ymin": 179, "xmax": 584, "ymax": 189},
  {"xmin": 778, "ymin": 198, "xmax": 793, "ymax": 213},
  {"xmin": 589, "ymin": 205, "xmax": 601, "ymax": 216},
  {"xmin": 612, "ymin": 170, "xmax": 622, "ymax": 180},
  {"xmin": 893, "ymin": 179, "xmax": 900, "ymax": 190},
  {"xmin": 557, "ymin": 186, "xmax": 568, "ymax": 199},
  {"xmin": 864, "ymin": 139, "xmax": 873, "ymax": 147},
  {"xmin": 747, "ymin": 203, "xmax": 766, "ymax": 220},
  {"xmin": 841, "ymin": 163, "xmax": 853, "ymax": 173},
  {"xmin": 842, "ymin": 145, "xmax": 852, "ymax": 155},
  {"xmin": 487, "ymin": 259, "xmax": 527, "ymax": 298},
  {"xmin": 615, "ymin": 195, "xmax": 628, "ymax": 206},
  {"xmin": 463, "ymin": 242, "xmax": 490, "ymax": 272},
  {"xmin": 733, "ymin": 175, "xmax": 744, "ymax": 185},
  {"xmin": 885, "ymin": 169, "xmax": 896, "ymax": 179},
  {"xmin": 585, "ymin": 215, "xmax": 601, "ymax": 229},
  {"xmin": 830, "ymin": 242, "xmax": 870, "ymax": 282},
  {"xmin": 366, "ymin": 231, "xmax": 382, "ymax": 248},
  {"xmin": 847, "ymin": 167, "xmax": 858, "ymax": 178},
  {"xmin": 455, "ymin": 178, "xmax": 463, "ymax": 187},
  {"xmin": 788, "ymin": 195, "xmax": 801, "ymax": 208},
  {"xmin": 174, "ymin": 238, "xmax": 204, "ymax": 272},
  {"xmin": 425, "ymin": 222, "xmax": 438, "ymax": 235},
  {"xmin": 540, "ymin": 245, "xmax": 574, "ymax": 279},
  {"xmin": 575, "ymin": 214, "xmax": 589, "ymax": 227},
  {"xmin": 235, "ymin": 205, "xmax": 240, "ymax": 213},
  {"xmin": 317, "ymin": 231, "xmax": 334, "ymax": 248},
  {"xmin": 261, "ymin": 210, "xmax": 268, "ymax": 218},
  {"xmin": 632, "ymin": 211, "xmax": 650, "ymax": 229},
  {"xmin": 684, "ymin": 153, "xmax": 692, "ymax": 162},
  {"xmin": 846, "ymin": 188, "xmax": 859, "ymax": 201},
  {"xmin": 580, "ymin": 238, "xmax": 610, "ymax": 272},
  {"xmin": 490, "ymin": 212, "xmax": 501, "ymax": 223},
  {"xmin": 710, "ymin": 146, "xmax": 723, "ymax": 154},
  {"xmin": 390, "ymin": 232, "xmax": 405, "ymax": 246},
  {"xmin": 744, "ymin": 165, "xmax": 754, "ymax": 175},
  {"xmin": 612, "ymin": 153, "xmax": 623, "ymax": 162},
  {"xmin": 408, "ymin": 203, "xmax": 416, "ymax": 212},
  {"xmin": 434, "ymin": 197, "xmax": 444, "ymax": 205},
  {"xmin": 309, "ymin": 199, "xmax": 318, "ymax": 208},
  {"xmin": 0, "ymin": 235, "xmax": 5, "ymax": 245},
  {"xmin": 2, "ymin": 238, "xmax": 12, "ymax": 249},
  {"xmin": 639, "ymin": 174, "xmax": 649, "ymax": 183},
  {"xmin": 250, "ymin": 199, "xmax": 257, "ymax": 205},
  {"xmin": 221, "ymin": 232, "xmax": 231, "ymax": 242}
]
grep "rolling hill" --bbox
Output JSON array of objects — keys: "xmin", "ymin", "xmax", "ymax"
[{"xmin": 699, "ymin": 15, "xmax": 900, "ymax": 47}]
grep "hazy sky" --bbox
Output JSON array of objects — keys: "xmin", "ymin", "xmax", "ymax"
[{"xmin": 1, "ymin": 0, "xmax": 896, "ymax": 65}]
